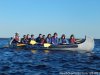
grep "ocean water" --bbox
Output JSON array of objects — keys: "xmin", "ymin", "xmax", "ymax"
[{"xmin": 0, "ymin": 39, "xmax": 100, "ymax": 75}]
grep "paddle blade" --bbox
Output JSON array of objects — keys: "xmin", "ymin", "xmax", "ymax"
[
  {"xmin": 17, "ymin": 44, "xmax": 26, "ymax": 46},
  {"xmin": 44, "ymin": 43, "xmax": 51, "ymax": 47},
  {"xmin": 30, "ymin": 40, "xmax": 37, "ymax": 45}
]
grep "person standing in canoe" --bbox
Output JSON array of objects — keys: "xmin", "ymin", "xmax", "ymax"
[
  {"xmin": 11, "ymin": 33, "xmax": 20, "ymax": 44},
  {"xmin": 59, "ymin": 34, "xmax": 69, "ymax": 45},
  {"xmin": 46, "ymin": 34, "xmax": 52, "ymax": 44},
  {"xmin": 70, "ymin": 34, "xmax": 76, "ymax": 44},
  {"xmin": 52, "ymin": 33, "xmax": 59, "ymax": 45}
]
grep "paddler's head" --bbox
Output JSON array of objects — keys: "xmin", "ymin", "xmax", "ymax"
[
  {"xmin": 47, "ymin": 34, "xmax": 51, "ymax": 38},
  {"xmin": 70, "ymin": 34, "xmax": 74, "ymax": 38},
  {"xmin": 61, "ymin": 34, "xmax": 66, "ymax": 39},
  {"xmin": 31, "ymin": 34, "xmax": 34, "ymax": 39},
  {"xmin": 42, "ymin": 35, "xmax": 45, "ymax": 39},
  {"xmin": 54, "ymin": 32, "xmax": 58, "ymax": 38},
  {"xmin": 23, "ymin": 35, "xmax": 27, "ymax": 39},
  {"xmin": 15, "ymin": 32, "xmax": 19, "ymax": 36},
  {"xmin": 39, "ymin": 34, "xmax": 42, "ymax": 38},
  {"xmin": 26, "ymin": 34, "xmax": 30, "ymax": 39}
]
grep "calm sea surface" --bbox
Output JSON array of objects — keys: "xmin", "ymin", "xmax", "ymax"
[{"xmin": 0, "ymin": 38, "xmax": 100, "ymax": 75}]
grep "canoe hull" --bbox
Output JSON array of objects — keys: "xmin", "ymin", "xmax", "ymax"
[{"xmin": 10, "ymin": 37, "xmax": 94, "ymax": 51}]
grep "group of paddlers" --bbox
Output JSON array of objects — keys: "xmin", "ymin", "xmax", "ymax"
[{"xmin": 11, "ymin": 32, "xmax": 77, "ymax": 45}]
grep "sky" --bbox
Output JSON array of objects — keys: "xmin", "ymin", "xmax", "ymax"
[{"xmin": 0, "ymin": 0, "xmax": 100, "ymax": 38}]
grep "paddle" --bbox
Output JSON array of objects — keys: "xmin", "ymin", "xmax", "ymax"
[
  {"xmin": 30, "ymin": 40, "xmax": 51, "ymax": 47},
  {"xmin": 17, "ymin": 40, "xmax": 51, "ymax": 47},
  {"xmin": 44, "ymin": 43, "xmax": 51, "ymax": 47},
  {"xmin": 17, "ymin": 44, "xmax": 26, "ymax": 46},
  {"xmin": 17, "ymin": 40, "xmax": 37, "ymax": 47},
  {"xmin": 30, "ymin": 40, "xmax": 37, "ymax": 45}
]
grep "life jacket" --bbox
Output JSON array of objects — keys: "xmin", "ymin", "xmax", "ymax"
[
  {"xmin": 61, "ymin": 38, "xmax": 66, "ymax": 43},
  {"xmin": 12, "ymin": 36, "xmax": 20, "ymax": 43},
  {"xmin": 14, "ymin": 36, "xmax": 19, "ymax": 42},
  {"xmin": 71, "ymin": 38, "xmax": 76, "ymax": 44},
  {"xmin": 21, "ymin": 38, "xmax": 28, "ymax": 44},
  {"xmin": 52, "ymin": 37, "xmax": 58, "ymax": 45},
  {"xmin": 46, "ymin": 37, "xmax": 52, "ymax": 44}
]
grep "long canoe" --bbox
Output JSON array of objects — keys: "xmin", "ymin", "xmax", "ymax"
[{"xmin": 9, "ymin": 36, "xmax": 94, "ymax": 51}]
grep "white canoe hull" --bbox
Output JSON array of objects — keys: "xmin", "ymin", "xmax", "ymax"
[{"xmin": 47, "ymin": 37, "xmax": 94, "ymax": 51}]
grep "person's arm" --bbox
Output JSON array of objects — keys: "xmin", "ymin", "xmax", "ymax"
[
  {"xmin": 51, "ymin": 38, "xmax": 54, "ymax": 44},
  {"xmin": 46, "ymin": 38, "xmax": 49, "ymax": 43},
  {"xmin": 59, "ymin": 38, "xmax": 62, "ymax": 44},
  {"xmin": 19, "ymin": 36, "xmax": 21, "ymax": 42},
  {"xmin": 57, "ymin": 38, "xmax": 59, "ymax": 45},
  {"xmin": 66, "ymin": 39, "xmax": 69, "ymax": 44},
  {"xmin": 20, "ymin": 38, "xmax": 24, "ymax": 44}
]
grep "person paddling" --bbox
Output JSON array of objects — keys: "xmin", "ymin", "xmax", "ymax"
[
  {"xmin": 40, "ymin": 35, "xmax": 47, "ymax": 44},
  {"xmin": 59, "ymin": 34, "xmax": 69, "ymax": 45},
  {"xmin": 21, "ymin": 35, "xmax": 29, "ymax": 44},
  {"xmin": 29, "ymin": 34, "xmax": 37, "ymax": 45},
  {"xmin": 26, "ymin": 34, "xmax": 30, "ymax": 40},
  {"xmin": 12, "ymin": 33, "xmax": 20, "ymax": 44},
  {"xmin": 36, "ymin": 34, "xmax": 43, "ymax": 44},
  {"xmin": 46, "ymin": 34, "xmax": 52, "ymax": 44},
  {"xmin": 30, "ymin": 34, "xmax": 35, "ymax": 40},
  {"xmin": 52, "ymin": 33, "xmax": 59, "ymax": 45},
  {"xmin": 70, "ymin": 34, "xmax": 76, "ymax": 44},
  {"xmin": 25, "ymin": 34, "xmax": 31, "ymax": 44}
]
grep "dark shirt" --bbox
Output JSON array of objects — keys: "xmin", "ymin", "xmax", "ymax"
[
  {"xmin": 36, "ymin": 37, "xmax": 42, "ymax": 43},
  {"xmin": 21, "ymin": 38, "xmax": 28, "ymax": 44}
]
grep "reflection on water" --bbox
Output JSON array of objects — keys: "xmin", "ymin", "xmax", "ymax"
[
  {"xmin": 31, "ymin": 49, "xmax": 51, "ymax": 55},
  {"xmin": 31, "ymin": 50, "xmax": 50, "ymax": 54},
  {"xmin": 31, "ymin": 50, "xmax": 37, "ymax": 54},
  {"xmin": 44, "ymin": 50, "xmax": 50, "ymax": 54}
]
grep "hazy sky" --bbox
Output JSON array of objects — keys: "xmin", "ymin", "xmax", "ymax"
[{"xmin": 0, "ymin": 0, "xmax": 100, "ymax": 38}]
